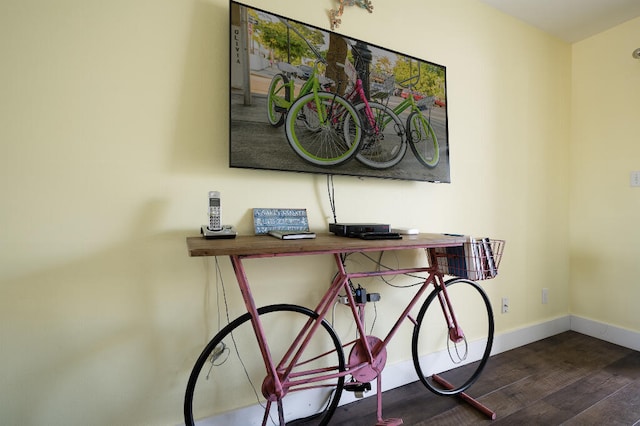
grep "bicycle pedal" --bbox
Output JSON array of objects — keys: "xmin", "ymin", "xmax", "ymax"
[{"xmin": 344, "ymin": 381, "xmax": 371, "ymax": 394}]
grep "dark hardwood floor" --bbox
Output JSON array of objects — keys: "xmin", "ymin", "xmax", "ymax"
[{"xmin": 329, "ymin": 331, "xmax": 640, "ymax": 425}]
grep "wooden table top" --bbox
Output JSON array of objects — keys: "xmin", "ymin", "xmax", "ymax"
[{"xmin": 186, "ymin": 233, "xmax": 466, "ymax": 258}]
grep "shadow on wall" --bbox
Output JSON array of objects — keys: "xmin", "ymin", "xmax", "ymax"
[
  {"xmin": 170, "ymin": 0, "xmax": 228, "ymax": 176},
  {"xmin": 1, "ymin": 199, "xmax": 336, "ymax": 425},
  {"xmin": 1, "ymin": 230, "xmax": 211, "ymax": 425},
  {"xmin": 0, "ymin": 198, "xmax": 215, "ymax": 425}
]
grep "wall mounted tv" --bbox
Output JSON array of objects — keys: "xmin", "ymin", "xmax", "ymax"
[{"xmin": 229, "ymin": 1, "xmax": 450, "ymax": 183}]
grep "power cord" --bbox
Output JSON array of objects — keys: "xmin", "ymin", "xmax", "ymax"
[
  {"xmin": 327, "ymin": 174, "xmax": 338, "ymax": 223},
  {"xmin": 212, "ymin": 257, "xmax": 275, "ymax": 424},
  {"xmin": 358, "ymin": 251, "xmax": 428, "ymax": 288}
]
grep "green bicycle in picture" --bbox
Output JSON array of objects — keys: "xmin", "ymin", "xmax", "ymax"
[
  {"xmin": 362, "ymin": 58, "xmax": 440, "ymax": 170},
  {"xmin": 266, "ymin": 20, "xmax": 362, "ymax": 167}
]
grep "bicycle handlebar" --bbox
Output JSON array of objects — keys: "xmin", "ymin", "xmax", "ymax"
[
  {"xmin": 278, "ymin": 18, "xmax": 327, "ymax": 64},
  {"xmin": 346, "ymin": 38, "xmax": 421, "ymax": 89},
  {"xmin": 396, "ymin": 60, "xmax": 421, "ymax": 89}
]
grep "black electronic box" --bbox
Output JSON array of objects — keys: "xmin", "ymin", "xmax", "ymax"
[{"xmin": 329, "ymin": 223, "xmax": 391, "ymax": 237}]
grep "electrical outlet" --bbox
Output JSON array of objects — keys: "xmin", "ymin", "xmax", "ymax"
[
  {"xmin": 501, "ymin": 297, "xmax": 509, "ymax": 313},
  {"xmin": 542, "ymin": 288, "xmax": 549, "ymax": 304},
  {"xmin": 631, "ymin": 171, "xmax": 640, "ymax": 187}
]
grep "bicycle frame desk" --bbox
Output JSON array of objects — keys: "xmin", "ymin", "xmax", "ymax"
[{"xmin": 186, "ymin": 233, "xmax": 496, "ymax": 424}]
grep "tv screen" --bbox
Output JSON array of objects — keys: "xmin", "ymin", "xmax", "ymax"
[{"xmin": 229, "ymin": 1, "xmax": 450, "ymax": 183}]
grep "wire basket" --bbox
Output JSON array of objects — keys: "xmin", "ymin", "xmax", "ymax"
[
  {"xmin": 276, "ymin": 61, "xmax": 299, "ymax": 75},
  {"xmin": 371, "ymin": 75, "xmax": 395, "ymax": 99},
  {"xmin": 343, "ymin": 60, "xmax": 358, "ymax": 84},
  {"xmin": 416, "ymin": 96, "xmax": 435, "ymax": 109},
  {"xmin": 430, "ymin": 239, "xmax": 505, "ymax": 280}
]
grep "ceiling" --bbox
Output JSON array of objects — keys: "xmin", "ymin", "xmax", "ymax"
[{"xmin": 476, "ymin": 0, "xmax": 640, "ymax": 43}]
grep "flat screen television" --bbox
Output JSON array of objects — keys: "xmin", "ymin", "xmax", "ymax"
[{"xmin": 229, "ymin": 1, "xmax": 450, "ymax": 183}]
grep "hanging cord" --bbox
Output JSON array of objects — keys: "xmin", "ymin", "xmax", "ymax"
[
  {"xmin": 214, "ymin": 257, "xmax": 226, "ymax": 332},
  {"xmin": 358, "ymin": 251, "xmax": 427, "ymax": 288},
  {"xmin": 212, "ymin": 258, "xmax": 275, "ymax": 423},
  {"xmin": 370, "ymin": 302, "xmax": 377, "ymax": 335},
  {"xmin": 327, "ymin": 174, "xmax": 338, "ymax": 223}
]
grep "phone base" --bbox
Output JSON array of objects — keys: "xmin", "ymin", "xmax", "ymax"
[{"xmin": 201, "ymin": 225, "xmax": 237, "ymax": 239}]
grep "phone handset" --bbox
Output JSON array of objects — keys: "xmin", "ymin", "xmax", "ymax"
[{"xmin": 208, "ymin": 191, "xmax": 222, "ymax": 231}]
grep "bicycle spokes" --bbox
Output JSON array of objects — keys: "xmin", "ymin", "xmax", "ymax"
[
  {"xmin": 412, "ymin": 278, "xmax": 494, "ymax": 396},
  {"xmin": 354, "ymin": 101, "xmax": 406, "ymax": 169},
  {"xmin": 185, "ymin": 305, "xmax": 345, "ymax": 426},
  {"xmin": 407, "ymin": 111, "xmax": 439, "ymax": 168},
  {"xmin": 285, "ymin": 92, "xmax": 361, "ymax": 166}
]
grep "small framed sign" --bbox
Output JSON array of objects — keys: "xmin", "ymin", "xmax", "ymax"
[{"xmin": 253, "ymin": 208, "xmax": 310, "ymax": 234}]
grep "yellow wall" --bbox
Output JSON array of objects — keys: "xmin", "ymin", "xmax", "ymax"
[
  {"xmin": 0, "ymin": 0, "xmax": 600, "ymax": 424},
  {"xmin": 570, "ymin": 17, "xmax": 640, "ymax": 332}
]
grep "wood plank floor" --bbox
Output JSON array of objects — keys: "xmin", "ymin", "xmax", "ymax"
[{"xmin": 328, "ymin": 331, "xmax": 640, "ymax": 425}]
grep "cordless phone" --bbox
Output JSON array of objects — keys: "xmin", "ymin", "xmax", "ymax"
[
  {"xmin": 201, "ymin": 191, "xmax": 237, "ymax": 239},
  {"xmin": 208, "ymin": 191, "xmax": 222, "ymax": 231}
]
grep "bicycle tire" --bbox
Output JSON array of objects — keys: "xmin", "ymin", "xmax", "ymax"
[
  {"xmin": 267, "ymin": 73, "xmax": 291, "ymax": 127},
  {"xmin": 184, "ymin": 304, "xmax": 345, "ymax": 426},
  {"xmin": 353, "ymin": 102, "xmax": 407, "ymax": 169},
  {"xmin": 407, "ymin": 111, "xmax": 439, "ymax": 168},
  {"xmin": 411, "ymin": 278, "xmax": 494, "ymax": 396},
  {"xmin": 284, "ymin": 92, "xmax": 362, "ymax": 166}
]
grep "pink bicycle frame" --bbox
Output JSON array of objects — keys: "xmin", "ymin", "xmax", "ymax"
[
  {"xmin": 227, "ymin": 248, "xmax": 466, "ymax": 425},
  {"xmin": 343, "ymin": 77, "xmax": 381, "ymax": 133}
]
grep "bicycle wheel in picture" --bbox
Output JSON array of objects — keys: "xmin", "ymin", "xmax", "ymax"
[
  {"xmin": 391, "ymin": 60, "xmax": 441, "ymax": 169},
  {"xmin": 264, "ymin": 19, "xmax": 363, "ymax": 167},
  {"xmin": 338, "ymin": 50, "xmax": 441, "ymax": 170},
  {"xmin": 338, "ymin": 57, "xmax": 408, "ymax": 170}
]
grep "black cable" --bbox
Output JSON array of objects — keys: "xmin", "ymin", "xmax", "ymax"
[
  {"xmin": 357, "ymin": 251, "xmax": 427, "ymax": 288},
  {"xmin": 327, "ymin": 174, "xmax": 337, "ymax": 223},
  {"xmin": 214, "ymin": 257, "xmax": 274, "ymax": 423}
]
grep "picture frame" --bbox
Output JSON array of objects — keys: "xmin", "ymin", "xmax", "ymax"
[{"xmin": 229, "ymin": 1, "xmax": 450, "ymax": 183}]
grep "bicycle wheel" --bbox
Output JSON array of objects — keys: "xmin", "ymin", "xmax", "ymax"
[
  {"xmin": 407, "ymin": 111, "xmax": 439, "ymax": 168},
  {"xmin": 301, "ymin": 101, "xmax": 321, "ymax": 132},
  {"xmin": 267, "ymin": 73, "xmax": 291, "ymax": 127},
  {"xmin": 285, "ymin": 92, "xmax": 362, "ymax": 166},
  {"xmin": 354, "ymin": 102, "xmax": 407, "ymax": 169},
  {"xmin": 185, "ymin": 304, "xmax": 345, "ymax": 426},
  {"xmin": 412, "ymin": 278, "xmax": 494, "ymax": 396}
]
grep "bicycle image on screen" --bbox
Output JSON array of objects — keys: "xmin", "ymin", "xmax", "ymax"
[
  {"xmin": 337, "ymin": 46, "xmax": 440, "ymax": 170},
  {"xmin": 265, "ymin": 19, "xmax": 363, "ymax": 166},
  {"xmin": 229, "ymin": 1, "xmax": 450, "ymax": 182},
  {"xmin": 184, "ymin": 238, "xmax": 505, "ymax": 425}
]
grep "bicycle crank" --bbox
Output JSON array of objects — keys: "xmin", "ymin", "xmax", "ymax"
[{"xmin": 348, "ymin": 335, "xmax": 387, "ymax": 383}]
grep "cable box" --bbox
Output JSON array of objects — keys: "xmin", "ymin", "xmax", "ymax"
[{"xmin": 329, "ymin": 223, "xmax": 391, "ymax": 237}]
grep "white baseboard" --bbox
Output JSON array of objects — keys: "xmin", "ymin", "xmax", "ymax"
[
  {"xmin": 569, "ymin": 315, "xmax": 640, "ymax": 352},
  {"xmin": 373, "ymin": 315, "xmax": 572, "ymax": 396},
  {"xmin": 490, "ymin": 315, "xmax": 571, "ymax": 355},
  {"xmin": 188, "ymin": 314, "xmax": 640, "ymax": 425}
]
